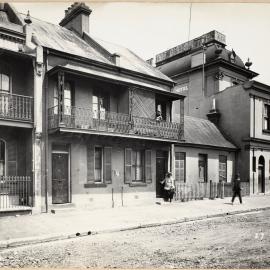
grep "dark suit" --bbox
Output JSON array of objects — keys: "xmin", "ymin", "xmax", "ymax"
[{"xmin": 232, "ymin": 179, "xmax": 242, "ymax": 204}]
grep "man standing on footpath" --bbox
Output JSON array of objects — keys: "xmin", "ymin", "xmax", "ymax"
[{"xmin": 232, "ymin": 174, "xmax": 243, "ymax": 205}]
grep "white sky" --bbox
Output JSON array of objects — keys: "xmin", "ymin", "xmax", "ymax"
[{"xmin": 14, "ymin": 2, "xmax": 270, "ymax": 84}]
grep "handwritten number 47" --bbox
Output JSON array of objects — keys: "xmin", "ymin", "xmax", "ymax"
[{"xmin": 255, "ymin": 232, "xmax": 264, "ymax": 240}]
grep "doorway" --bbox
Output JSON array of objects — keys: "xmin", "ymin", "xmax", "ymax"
[
  {"xmin": 156, "ymin": 150, "xmax": 168, "ymax": 198},
  {"xmin": 52, "ymin": 152, "xmax": 70, "ymax": 204},
  {"xmin": 258, "ymin": 156, "xmax": 265, "ymax": 193}
]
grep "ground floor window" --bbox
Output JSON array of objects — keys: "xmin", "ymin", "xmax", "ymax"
[
  {"xmin": 94, "ymin": 146, "xmax": 103, "ymax": 182},
  {"xmin": 175, "ymin": 152, "xmax": 185, "ymax": 182},
  {"xmin": 198, "ymin": 154, "xmax": 207, "ymax": 182},
  {"xmin": 87, "ymin": 145, "xmax": 112, "ymax": 184},
  {"xmin": 125, "ymin": 148, "xmax": 152, "ymax": 184},
  {"xmin": 0, "ymin": 139, "xmax": 5, "ymax": 176},
  {"xmin": 132, "ymin": 150, "xmax": 144, "ymax": 181},
  {"xmin": 219, "ymin": 155, "xmax": 227, "ymax": 182}
]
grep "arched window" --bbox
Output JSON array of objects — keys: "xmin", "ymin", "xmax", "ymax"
[
  {"xmin": 0, "ymin": 140, "xmax": 6, "ymax": 176},
  {"xmin": 0, "ymin": 72, "xmax": 10, "ymax": 92}
]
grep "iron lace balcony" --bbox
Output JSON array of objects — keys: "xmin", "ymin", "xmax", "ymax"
[
  {"xmin": 0, "ymin": 92, "xmax": 33, "ymax": 123},
  {"xmin": 48, "ymin": 105, "xmax": 183, "ymax": 141}
]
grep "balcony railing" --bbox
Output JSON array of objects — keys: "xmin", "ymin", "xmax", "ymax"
[
  {"xmin": 48, "ymin": 106, "xmax": 183, "ymax": 141},
  {"xmin": 0, "ymin": 92, "xmax": 33, "ymax": 122},
  {"xmin": 0, "ymin": 176, "xmax": 32, "ymax": 210}
]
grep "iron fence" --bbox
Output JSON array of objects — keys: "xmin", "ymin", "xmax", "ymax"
[{"xmin": 0, "ymin": 176, "xmax": 32, "ymax": 210}]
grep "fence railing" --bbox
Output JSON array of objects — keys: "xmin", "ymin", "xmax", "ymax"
[
  {"xmin": 174, "ymin": 181, "xmax": 250, "ymax": 202},
  {"xmin": 48, "ymin": 105, "xmax": 183, "ymax": 141},
  {"xmin": 0, "ymin": 92, "xmax": 33, "ymax": 122},
  {"xmin": 0, "ymin": 176, "xmax": 32, "ymax": 210}
]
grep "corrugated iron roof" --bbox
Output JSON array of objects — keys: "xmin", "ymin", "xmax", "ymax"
[
  {"xmin": 94, "ymin": 37, "xmax": 172, "ymax": 82},
  {"xmin": 26, "ymin": 14, "xmax": 172, "ymax": 83},
  {"xmin": 30, "ymin": 16, "xmax": 111, "ymax": 65},
  {"xmin": 184, "ymin": 116, "xmax": 236, "ymax": 149}
]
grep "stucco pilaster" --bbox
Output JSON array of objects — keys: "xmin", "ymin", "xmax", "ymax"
[{"xmin": 32, "ymin": 46, "xmax": 44, "ymax": 214}]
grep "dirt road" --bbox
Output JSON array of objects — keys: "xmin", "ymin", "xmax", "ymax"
[{"xmin": 0, "ymin": 210, "xmax": 269, "ymax": 268}]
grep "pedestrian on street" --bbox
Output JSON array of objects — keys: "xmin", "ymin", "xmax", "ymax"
[
  {"xmin": 232, "ymin": 173, "xmax": 242, "ymax": 205},
  {"xmin": 160, "ymin": 172, "xmax": 175, "ymax": 202}
]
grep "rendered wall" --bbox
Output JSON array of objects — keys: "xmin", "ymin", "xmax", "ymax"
[{"xmin": 174, "ymin": 145, "xmax": 235, "ymax": 184}]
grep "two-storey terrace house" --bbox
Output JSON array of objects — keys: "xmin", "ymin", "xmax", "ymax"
[
  {"xmin": 0, "ymin": 3, "xmax": 44, "ymax": 214},
  {"xmin": 156, "ymin": 30, "xmax": 270, "ymax": 195},
  {"xmin": 26, "ymin": 2, "xmax": 186, "ymax": 212}
]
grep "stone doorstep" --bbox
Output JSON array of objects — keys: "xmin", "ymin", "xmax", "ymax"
[{"xmin": 1, "ymin": 206, "xmax": 270, "ymax": 250}]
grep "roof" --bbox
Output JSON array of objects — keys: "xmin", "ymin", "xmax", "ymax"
[
  {"xmin": 157, "ymin": 43, "xmax": 257, "ymax": 79},
  {"xmin": 184, "ymin": 116, "xmax": 236, "ymax": 150},
  {"xmin": 26, "ymin": 14, "xmax": 172, "ymax": 83},
  {"xmin": 94, "ymin": 37, "xmax": 172, "ymax": 82}
]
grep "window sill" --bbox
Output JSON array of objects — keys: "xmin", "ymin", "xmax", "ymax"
[
  {"xmin": 84, "ymin": 183, "xmax": 107, "ymax": 188},
  {"xmin": 262, "ymin": 129, "xmax": 270, "ymax": 134},
  {"xmin": 128, "ymin": 182, "xmax": 147, "ymax": 187}
]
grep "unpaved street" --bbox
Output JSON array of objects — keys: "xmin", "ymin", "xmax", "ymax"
[{"xmin": 0, "ymin": 210, "xmax": 269, "ymax": 268}]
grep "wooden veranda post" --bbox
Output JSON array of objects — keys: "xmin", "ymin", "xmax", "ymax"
[{"xmin": 58, "ymin": 71, "xmax": 65, "ymax": 126}]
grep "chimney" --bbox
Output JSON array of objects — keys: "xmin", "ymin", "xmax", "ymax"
[
  {"xmin": 59, "ymin": 2, "xmax": 92, "ymax": 36},
  {"xmin": 207, "ymin": 98, "xmax": 221, "ymax": 126}
]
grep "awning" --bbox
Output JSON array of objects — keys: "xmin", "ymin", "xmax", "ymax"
[{"xmin": 47, "ymin": 63, "xmax": 184, "ymax": 100}]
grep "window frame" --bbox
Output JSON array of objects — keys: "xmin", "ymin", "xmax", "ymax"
[
  {"xmin": 94, "ymin": 146, "xmax": 103, "ymax": 183},
  {"xmin": 198, "ymin": 154, "xmax": 208, "ymax": 183},
  {"xmin": 0, "ymin": 71, "xmax": 11, "ymax": 93},
  {"xmin": 263, "ymin": 103, "xmax": 270, "ymax": 131},
  {"xmin": 175, "ymin": 152, "xmax": 186, "ymax": 182},
  {"xmin": 131, "ymin": 149, "xmax": 145, "ymax": 182},
  {"xmin": 0, "ymin": 139, "xmax": 6, "ymax": 177},
  {"xmin": 219, "ymin": 155, "xmax": 227, "ymax": 182},
  {"xmin": 92, "ymin": 90, "xmax": 109, "ymax": 120}
]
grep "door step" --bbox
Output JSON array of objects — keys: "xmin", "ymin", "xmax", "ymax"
[{"xmin": 49, "ymin": 203, "xmax": 76, "ymax": 214}]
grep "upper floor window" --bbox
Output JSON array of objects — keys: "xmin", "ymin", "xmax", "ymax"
[
  {"xmin": 263, "ymin": 104, "xmax": 270, "ymax": 131},
  {"xmin": 0, "ymin": 140, "xmax": 6, "ymax": 176},
  {"xmin": 93, "ymin": 91, "xmax": 109, "ymax": 120},
  {"xmin": 53, "ymin": 81, "xmax": 73, "ymax": 115},
  {"xmin": 0, "ymin": 73, "xmax": 10, "ymax": 92}
]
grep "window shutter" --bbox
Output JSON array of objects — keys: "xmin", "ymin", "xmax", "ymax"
[
  {"xmin": 104, "ymin": 147, "xmax": 112, "ymax": 184},
  {"xmin": 145, "ymin": 149, "xmax": 152, "ymax": 183},
  {"xmin": 7, "ymin": 141, "xmax": 17, "ymax": 176},
  {"xmin": 124, "ymin": 148, "xmax": 132, "ymax": 184},
  {"xmin": 87, "ymin": 145, "xmax": 95, "ymax": 182}
]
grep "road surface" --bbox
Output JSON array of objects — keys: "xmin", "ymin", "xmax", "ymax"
[{"xmin": 0, "ymin": 209, "xmax": 269, "ymax": 268}]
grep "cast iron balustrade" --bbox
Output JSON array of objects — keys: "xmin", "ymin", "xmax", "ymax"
[
  {"xmin": 0, "ymin": 92, "xmax": 33, "ymax": 122},
  {"xmin": 0, "ymin": 176, "xmax": 32, "ymax": 210},
  {"xmin": 48, "ymin": 105, "xmax": 183, "ymax": 141}
]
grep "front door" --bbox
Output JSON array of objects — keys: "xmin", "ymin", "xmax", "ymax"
[
  {"xmin": 156, "ymin": 151, "xmax": 168, "ymax": 198},
  {"xmin": 52, "ymin": 153, "xmax": 69, "ymax": 204},
  {"xmin": 258, "ymin": 165, "xmax": 265, "ymax": 193},
  {"xmin": 258, "ymin": 156, "xmax": 265, "ymax": 194}
]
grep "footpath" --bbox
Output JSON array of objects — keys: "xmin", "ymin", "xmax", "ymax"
[{"xmin": 0, "ymin": 195, "xmax": 269, "ymax": 249}]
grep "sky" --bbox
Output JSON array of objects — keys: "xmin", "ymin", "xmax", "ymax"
[{"xmin": 14, "ymin": 2, "xmax": 270, "ymax": 85}]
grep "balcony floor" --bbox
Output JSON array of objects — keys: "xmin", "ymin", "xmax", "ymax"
[{"xmin": 49, "ymin": 126, "xmax": 184, "ymax": 144}]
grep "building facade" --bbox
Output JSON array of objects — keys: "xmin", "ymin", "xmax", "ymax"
[
  {"xmin": 0, "ymin": 4, "xmax": 238, "ymax": 214},
  {"xmin": 156, "ymin": 30, "xmax": 270, "ymax": 194}
]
